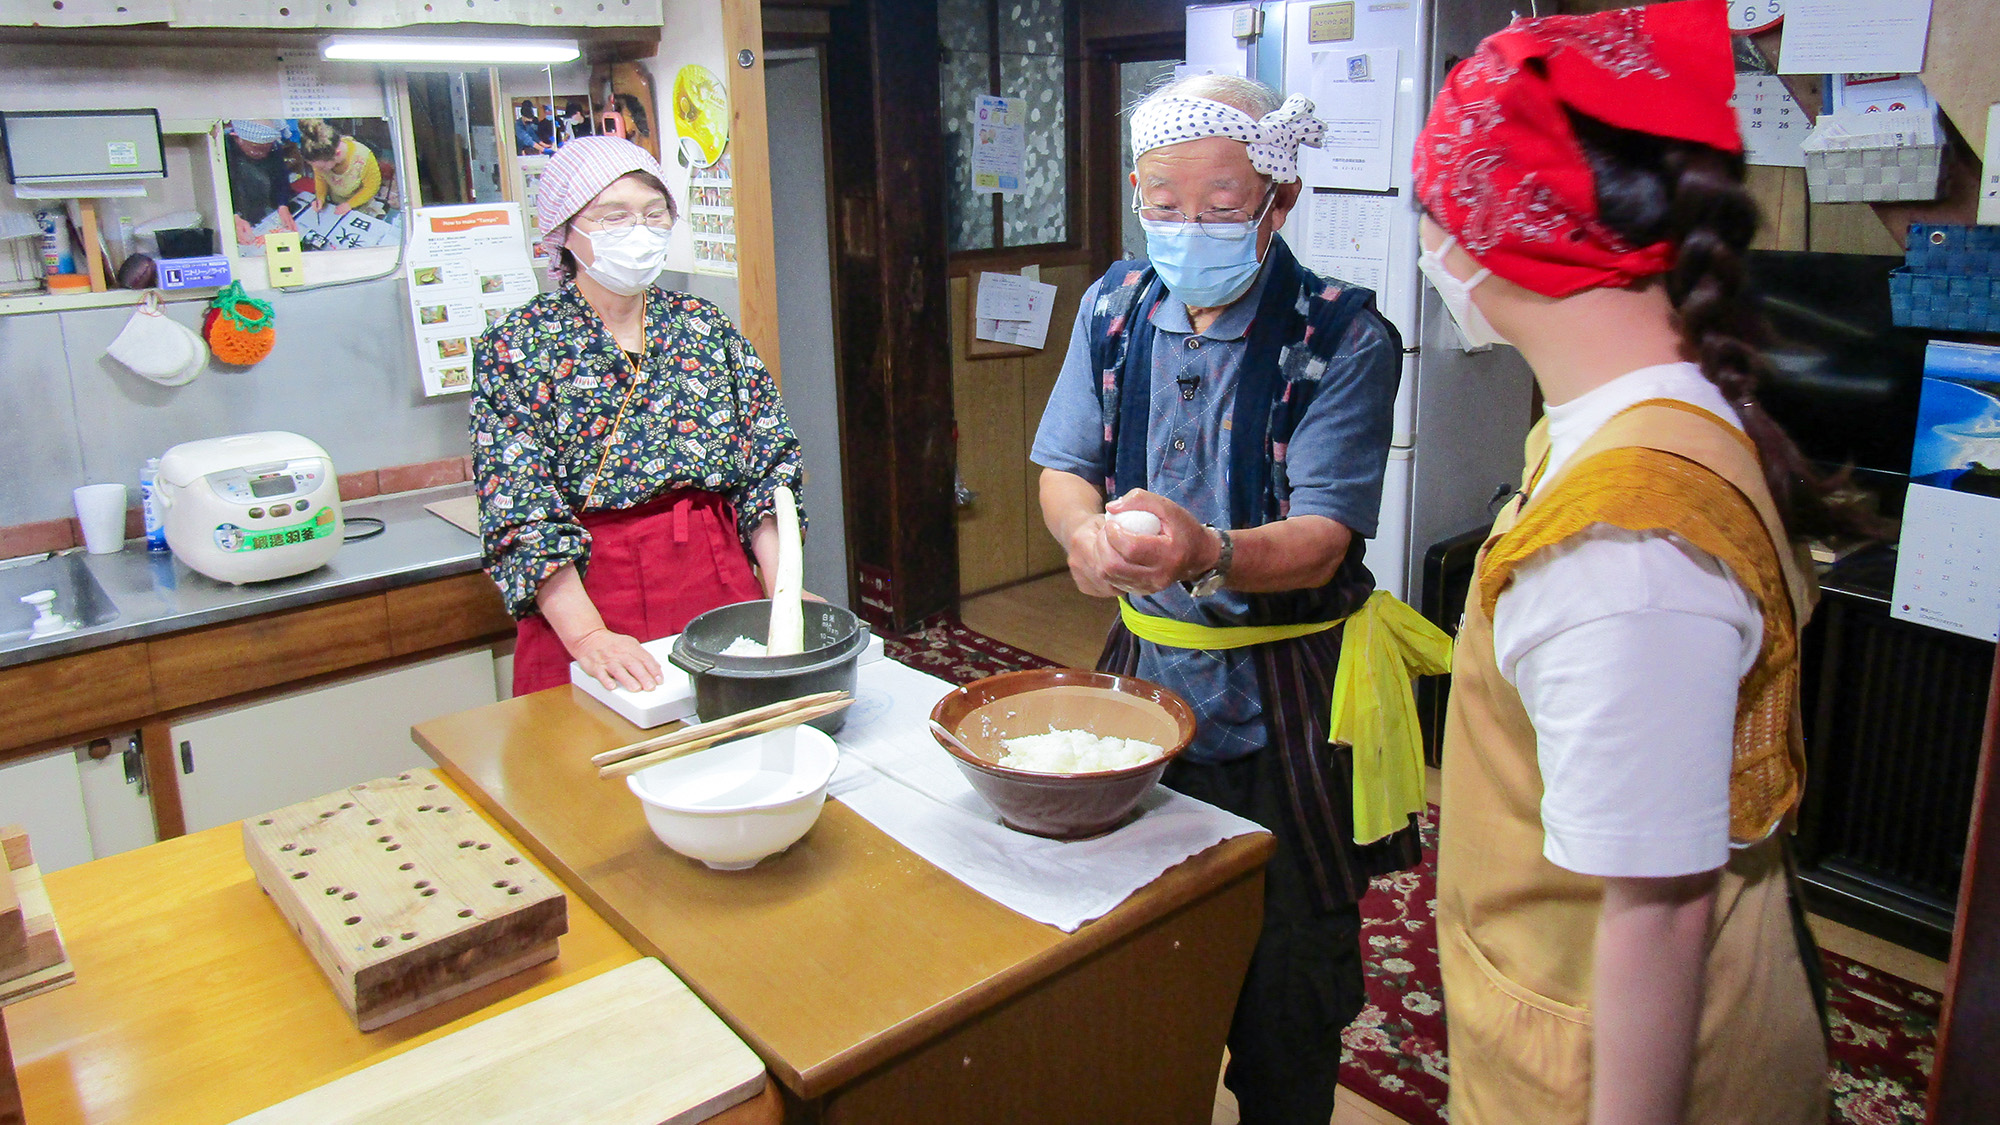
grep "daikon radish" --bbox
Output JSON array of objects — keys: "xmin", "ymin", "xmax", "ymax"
[{"xmin": 767, "ymin": 486, "xmax": 806, "ymax": 656}]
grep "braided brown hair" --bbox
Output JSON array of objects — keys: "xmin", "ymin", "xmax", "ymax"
[{"xmin": 1570, "ymin": 110, "xmax": 1863, "ymax": 541}]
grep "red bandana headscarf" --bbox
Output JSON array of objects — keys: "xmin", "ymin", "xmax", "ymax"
[{"xmin": 1413, "ymin": 0, "xmax": 1741, "ymax": 298}]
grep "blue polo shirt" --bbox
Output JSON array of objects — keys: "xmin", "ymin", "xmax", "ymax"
[{"xmin": 1030, "ymin": 257, "xmax": 1398, "ymax": 763}]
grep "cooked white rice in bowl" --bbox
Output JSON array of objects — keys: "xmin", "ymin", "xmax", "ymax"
[{"xmin": 997, "ymin": 727, "xmax": 1167, "ymax": 774}]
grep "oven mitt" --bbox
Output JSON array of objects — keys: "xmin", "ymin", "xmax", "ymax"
[
  {"xmin": 106, "ymin": 293, "xmax": 208, "ymax": 386},
  {"xmin": 202, "ymin": 281, "xmax": 277, "ymax": 366}
]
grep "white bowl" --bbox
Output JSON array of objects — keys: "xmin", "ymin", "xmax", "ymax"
[{"xmin": 626, "ymin": 724, "xmax": 840, "ymax": 870}]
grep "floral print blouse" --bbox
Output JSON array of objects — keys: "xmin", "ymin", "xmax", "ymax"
[{"xmin": 471, "ymin": 283, "xmax": 803, "ymax": 619}]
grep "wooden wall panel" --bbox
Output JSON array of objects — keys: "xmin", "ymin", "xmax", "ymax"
[
  {"xmin": 147, "ymin": 595, "xmax": 392, "ymax": 713},
  {"xmin": 952, "ymin": 277, "xmax": 1029, "ymax": 594},
  {"xmin": 1021, "ymin": 264, "xmax": 1092, "ymax": 578},
  {"xmin": 724, "ymin": 0, "xmax": 782, "ymax": 382}
]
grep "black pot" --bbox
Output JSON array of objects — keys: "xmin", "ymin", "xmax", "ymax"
[{"xmin": 669, "ymin": 600, "xmax": 870, "ymax": 734}]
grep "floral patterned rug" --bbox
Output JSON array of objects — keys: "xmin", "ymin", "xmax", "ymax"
[
  {"xmin": 1346, "ymin": 808, "xmax": 1941, "ymax": 1125},
  {"xmin": 880, "ymin": 616, "xmax": 1057, "ymax": 686}
]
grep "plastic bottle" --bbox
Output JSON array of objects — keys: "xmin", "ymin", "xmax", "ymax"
[
  {"xmin": 34, "ymin": 208, "xmax": 74, "ymax": 278},
  {"xmin": 139, "ymin": 458, "xmax": 169, "ymax": 552}
]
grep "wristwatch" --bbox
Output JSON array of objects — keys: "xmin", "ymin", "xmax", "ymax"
[{"xmin": 1182, "ymin": 525, "xmax": 1234, "ymax": 597}]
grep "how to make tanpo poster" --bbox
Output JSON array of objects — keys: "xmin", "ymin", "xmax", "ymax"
[{"xmin": 405, "ymin": 203, "xmax": 538, "ymax": 397}]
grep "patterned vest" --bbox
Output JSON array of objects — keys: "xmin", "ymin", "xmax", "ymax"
[{"xmin": 1084, "ymin": 236, "xmax": 1398, "ymax": 625}]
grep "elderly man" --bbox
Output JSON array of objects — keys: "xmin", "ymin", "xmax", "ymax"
[{"xmin": 1031, "ymin": 74, "xmax": 1443, "ymax": 1124}]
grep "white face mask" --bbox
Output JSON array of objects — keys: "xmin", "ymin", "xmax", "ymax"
[
  {"xmin": 1417, "ymin": 234, "xmax": 1509, "ymax": 350},
  {"xmin": 580, "ymin": 224, "xmax": 672, "ymax": 296}
]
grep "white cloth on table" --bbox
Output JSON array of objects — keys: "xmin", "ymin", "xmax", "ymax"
[{"xmin": 829, "ymin": 659, "xmax": 1267, "ymax": 932}]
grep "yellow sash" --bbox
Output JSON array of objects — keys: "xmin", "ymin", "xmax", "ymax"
[{"xmin": 1120, "ymin": 590, "xmax": 1452, "ymax": 843}]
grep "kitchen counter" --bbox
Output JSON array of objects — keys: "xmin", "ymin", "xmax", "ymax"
[
  {"xmin": 0, "ymin": 484, "xmax": 483, "ymax": 671},
  {"xmin": 2, "ymin": 769, "xmax": 783, "ymax": 1125}
]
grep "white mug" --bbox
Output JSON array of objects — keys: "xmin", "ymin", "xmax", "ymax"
[{"xmin": 73, "ymin": 483, "xmax": 129, "ymax": 554}]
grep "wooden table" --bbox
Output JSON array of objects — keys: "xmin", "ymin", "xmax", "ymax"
[
  {"xmin": 416, "ymin": 685, "xmax": 1275, "ymax": 1125},
  {"xmin": 2, "ymin": 773, "xmax": 781, "ymax": 1125}
]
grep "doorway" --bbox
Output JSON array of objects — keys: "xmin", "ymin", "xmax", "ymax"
[{"xmin": 765, "ymin": 48, "xmax": 852, "ymax": 608}]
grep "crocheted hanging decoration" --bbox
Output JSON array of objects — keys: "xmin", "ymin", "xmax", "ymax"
[{"xmin": 202, "ymin": 281, "xmax": 277, "ymax": 365}]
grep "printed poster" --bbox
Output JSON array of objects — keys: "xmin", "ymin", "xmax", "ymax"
[
  {"xmin": 1891, "ymin": 341, "xmax": 2000, "ymax": 640},
  {"xmin": 405, "ymin": 203, "xmax": 539, "ymax": 397},
  {"xmin": 971, "ymin": 95, "xmax": 1026, "ymax": 195},
  {"xmin": 225, "ymin": 117, "xmax": 404, "ymax": 257},
  {"xmin": 689, "ymin": 153, "xmax": 737, "ymax": 278}
]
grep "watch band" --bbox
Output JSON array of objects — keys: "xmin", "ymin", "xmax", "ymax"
[{"xmin": 1183, "ymin": 525, "xmax": 1234, "ymax": 597}]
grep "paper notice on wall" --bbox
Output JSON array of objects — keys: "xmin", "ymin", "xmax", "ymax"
[
  {"xmin": 975, "ymin": 271, "xmax": 1032, "ymax": 320},
  {"xmin": 405, "ymin": 203, "xmax": 539, "ymax": 397},
  {"xmin": 1298, "ymin": 48, "xmax": 1398, "ymax": 193},
  {"xmin": 1979, "ymin": 104, "xmax": 2000, "ymax": 227},
  {"xmin": 689, "ymin": 153, "xmax": 737, "ymax": 278},
  {"xmin": 1778, "ymin": 0, "xmax": 1934, "ymax": 76},
  {"xmin": 279, "ymin": 61, "xmax": 358, "ymax": 118},
  {"xmin": 971, "ymin": 95, "xmax": 1026, "ymax": 195},
  {"xmin": 1298, "ymin": 190, "xmax": 1391, "ymax": 294},
  {"xmin": 1731, "ymin": 75, "xmax": 1808, "ymax": 168},
  {"xmin": 975, "ymin": 277, "xmax": 1058, "ymax": 350},
  {"xmin": 1892, "ymin": 342, "xmax": 2000, "ymax": 640}
]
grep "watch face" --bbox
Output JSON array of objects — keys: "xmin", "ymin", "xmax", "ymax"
[{"xmin": 1727, "ymin": 0, "xmax": 1783, "ymax": 34}]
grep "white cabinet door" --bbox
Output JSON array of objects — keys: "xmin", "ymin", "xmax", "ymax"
[
  {"xmin": 0, "ymin": 750, "xmax": 94, "ymax": 873},
  {"xmin": 174, "ymin": 649, "xmax": 497, "ymax": 833},
  {"xmin": 76, "ymin": 734, "xmax": 159, "ymax": 859}
]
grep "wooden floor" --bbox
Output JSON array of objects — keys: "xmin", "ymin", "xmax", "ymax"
[{"xmin": 958, "ymin": 573, "xmax": 1951, "ymax": 1125}]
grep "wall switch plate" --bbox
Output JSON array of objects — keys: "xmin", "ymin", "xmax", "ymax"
[{"xmin": 265, "ymin": 231, "xmax": 304, "ymax": 288}]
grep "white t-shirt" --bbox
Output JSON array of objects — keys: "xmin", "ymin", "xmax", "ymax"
[{"xmin": 1491, "ymin": 362, "xmax": 1765, "ymax": 879}]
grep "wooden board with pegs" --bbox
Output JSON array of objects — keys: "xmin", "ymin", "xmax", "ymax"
[{"xmin": 242, "ymin": 771, "xmax": 567, "ymax": 1031}]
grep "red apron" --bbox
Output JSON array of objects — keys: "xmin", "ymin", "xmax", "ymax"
[{"xmin": 512, "ymin": 489, "xmax": 764, "ymax": 696}]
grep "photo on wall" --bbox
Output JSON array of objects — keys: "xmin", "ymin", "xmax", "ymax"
[
  {"xmin": 225, "ymin": 117, "xmax": 404, "ymax": 257},
  {"xmin": 511, "ymin": 94, "xmax": 595, "ymax": 157}
]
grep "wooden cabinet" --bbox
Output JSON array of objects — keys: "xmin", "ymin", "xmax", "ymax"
[
  {"xmin": 172, "ymin": 649, "xmax": 497, "ymax": 834},
  {"xmin": 0, "ymin": 570, "xmax": 518, "ymax": 843}
]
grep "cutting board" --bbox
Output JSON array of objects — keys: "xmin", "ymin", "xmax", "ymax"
[
  {"xmin": 243, "ymin": 773, "xmax": 567, "ymax": 1030},
  {"xmin": 229, "ymin": 958, "xmax": 767, "ymax": 1125},
  {"xmin": 424, "ymin": 495, "xmax": 480, "ymax": 536},
  {"xmin": 573, "ymin": 630, "xmax": 887, "ymax": 729}
]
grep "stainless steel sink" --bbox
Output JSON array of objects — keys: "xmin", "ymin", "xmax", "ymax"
[{"xmin": 0, "ymin": 553, "xmax": 121, "ymax": 649}]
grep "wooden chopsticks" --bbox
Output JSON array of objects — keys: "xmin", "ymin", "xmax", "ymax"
[{"xmin": 595, "ymin": 690, "xmax": 853, "ymax": 780}]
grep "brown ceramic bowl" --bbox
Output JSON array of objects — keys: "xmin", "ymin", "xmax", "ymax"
[{"xmin": 928, "ymin": 668, "xmax": 1197, "ymax": 840}]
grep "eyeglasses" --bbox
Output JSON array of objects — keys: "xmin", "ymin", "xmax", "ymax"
[
  {"xmin": 1130, "ymin": 185, "xmax": 1276, "ymax": 238},
  {"xmin": 575, "ymin": 207, "xmax": 675, "ymax": 232}
]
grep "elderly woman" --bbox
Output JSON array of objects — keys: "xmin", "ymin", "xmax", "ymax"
[{"xmin": 472, "ymin": 136, "xmax": 803, "ymax": 697}]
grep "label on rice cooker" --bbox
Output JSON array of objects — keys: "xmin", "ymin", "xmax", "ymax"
[{"xmin": 214, "ymin": 507, "xmax": 336, "ymax": 552}]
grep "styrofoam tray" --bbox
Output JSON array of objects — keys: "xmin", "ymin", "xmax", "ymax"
[{"xmin": 571, "ymin": 630, "xmax": 885, "ymax": 729}]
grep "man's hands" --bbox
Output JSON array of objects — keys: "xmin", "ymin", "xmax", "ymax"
[{"xmin": 1064, "ymin": 489, "xmax": 1218, "ymax": 599}]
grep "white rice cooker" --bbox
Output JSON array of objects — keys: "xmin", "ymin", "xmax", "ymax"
[{"xmin": 156, "ymin": 432, "xmax": 343, "ymax": 584}]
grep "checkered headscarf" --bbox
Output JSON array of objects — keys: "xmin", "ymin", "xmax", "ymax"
[{"xmin": 534, "ymin": 136, "xmax": 675, "ymax": 279}]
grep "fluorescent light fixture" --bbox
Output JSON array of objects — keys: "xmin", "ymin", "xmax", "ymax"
[{"xmin": 320, "ymin": 36, "xmax": 581, "ymax": 64}]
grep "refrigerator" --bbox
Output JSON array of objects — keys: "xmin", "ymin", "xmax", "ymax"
[{"xmin": 1185, "ymin": 0, "xmax": 1537, "ymax": 604}]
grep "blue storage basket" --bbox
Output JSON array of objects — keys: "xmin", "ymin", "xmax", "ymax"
[{"xmin": 1890, "ymin": 224, "xmax": 2000, "ymax": 333}]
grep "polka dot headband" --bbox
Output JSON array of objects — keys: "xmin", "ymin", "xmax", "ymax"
[{"xmin": 1129, "ymin": 93, "xmax": 1325, "ymax": 183}]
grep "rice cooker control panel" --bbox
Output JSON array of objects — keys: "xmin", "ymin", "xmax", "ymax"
[{"xmin": 206, "ymin": 459, "xmax": 327, "ymax": 506}]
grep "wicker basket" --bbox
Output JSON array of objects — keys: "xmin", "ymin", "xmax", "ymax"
[
  {"xmin": 1804, "ymin": 141, "xmax": 1944, "ymax": 203},
  {"xmin": 1889, "ymin": 225, "xmax": 2000, "ymax": 334}
]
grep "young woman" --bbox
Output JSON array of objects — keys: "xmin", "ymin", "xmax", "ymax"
[
  {"xmin": 297, "ymin": 118, "xmax": 381, "ymax": 217},
  {"xmin": 1416, "ymin": 3, "xmax": 1840, "ymax": 1121},
  {"xmin": 470, "ymin": 136, "xmax": 802, "ymax": 696}
]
